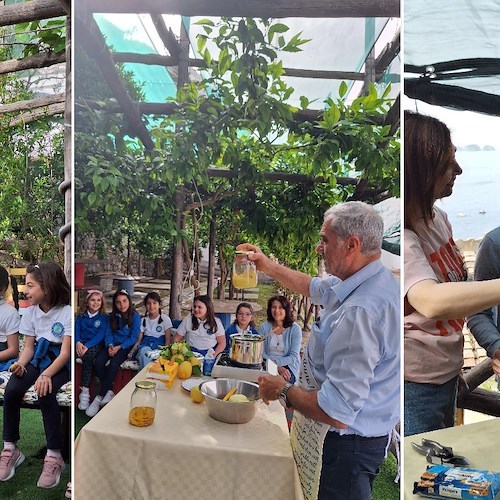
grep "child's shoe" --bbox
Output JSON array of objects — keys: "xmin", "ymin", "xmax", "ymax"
[
  {"xmin": 37, "ymin": 455, "xmax": 65, "ymax": 488},
  {"xmin": 0, "ymin": 448, "xmax": 24, "ymax": 481},
  {"xmin": 101, "ymin": 390, "xmax": 115, "ymax": 405},
  {"xmin": 78, "ymin": 388, "xmax": 90, "ymax": 411},
  {"xmin": 85, "ymin": 395, "xmax": 102, "ymax": 417}
]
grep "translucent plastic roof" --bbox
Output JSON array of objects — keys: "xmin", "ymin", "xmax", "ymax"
[
  {"xmin": 94, "ymin": 13, "xmax": 400, "ymax": 107},
  {"xmin": 405, "ymin": 0, "xmax": 500, "ymax": 97}
]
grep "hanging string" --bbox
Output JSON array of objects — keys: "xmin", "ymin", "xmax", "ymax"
[{"xmin": 181, "ymin": 177, "xmax": 205, "ymax": 296}]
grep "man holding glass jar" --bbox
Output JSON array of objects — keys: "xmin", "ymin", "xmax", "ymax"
[{"xmin": 238, "ymin": 201, "xmax": 400, "ymax": 500}]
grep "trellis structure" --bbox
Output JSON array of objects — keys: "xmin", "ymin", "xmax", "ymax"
[
  {"xmin": 74, "ymin": 1, "xmax": 401, "ymax": 319},
  {"xmin": 0, "ymin": 0, "xmax": 71, "ymax": 277}
]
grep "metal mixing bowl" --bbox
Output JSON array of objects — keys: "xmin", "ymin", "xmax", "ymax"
[{"xmin": 199, "ymin": 378, "xmax": 260, "ymax": 424}]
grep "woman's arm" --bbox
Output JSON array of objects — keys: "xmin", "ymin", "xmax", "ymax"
[
  {"xmin": 34, "ymin": 335, "xmax": 71, "ymax": 397},
  {"xmin": 128, "ymin": 330, "xmax": 144, "ymax": 359},
  {"xmin": 213, "ymin": 334, "xmax": 226, "ymax": 357},
  {"xmin": 407, "ymin": 278, "xmax": 500, "ymax": 320},
  {"xmin": 0, "ymin": 333, "xmax": 19, "ymax": 362},
  {"xmin": 17, "ymin": 335, "xmax": 36, "ymax": 367},
  {"xmin": 164, "ymin": 328, "xmax": 172, "ymax": 345}
]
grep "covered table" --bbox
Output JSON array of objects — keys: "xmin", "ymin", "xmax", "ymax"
[
  {"xmin": 75, "ymin": 368, "xmax": 303, "ymax": 500},
  {"xmin": 404, "ymin": 418, "xmax": 500, "ymax": 499}
]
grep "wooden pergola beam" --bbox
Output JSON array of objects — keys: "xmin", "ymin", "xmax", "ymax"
[
  {"xmin": 0, "ymin": 0, "xmax": 65, "ymax": 27},
  {"xmin": 83, "ymin": 0, "xmax": 399, "ymax": 18},
  {"xmin": 76, "ymin": 97, "xmax": 393, "ymax": 129},
  {"xmin": 112, "ymin": 52, "xmax": 366, "ymax": 81},
  {"xmin": 0, "ymin": 50, "xmax": 65, "ymax": 76},
  {"xmin": 57, "ymin": 0, "xmax": 71, "ymax": 16},
  {"xmin": 150, "ymin": 14, "xmax": 180, "ymax": 59},
  {"xmin": 206, "ymin": 168, "xmax": 358, "ymax": 186},
  {"xmin": 0, "ymin": 93, "xmax": 65, "ymax": 115},
  {"xmin": 8, "ymin": 102, "xmax": 65, "ymax": 127},
  {"xmin": 375, "ymin": 29, "xmax": 400, "ymax": 77},
  {"xmin": 75, "ymin": 7, "xmax": 155, "ymax": 151}
]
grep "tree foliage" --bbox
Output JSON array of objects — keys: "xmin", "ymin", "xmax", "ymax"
[
  {"xmin": 0, "ymin": 42, "xmax": 64, "ymax": 263},
  {"xmin": 75, "ymin": 18, "xmax": 399, "ymax": 277}
]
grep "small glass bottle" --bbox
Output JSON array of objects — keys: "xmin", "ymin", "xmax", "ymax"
[
  {"xmin": 232, "ymin": 251, "xmax": 258, "ymax": 289},
  {"xmin": 129, "ymin": 380, "xmax": 157, "ymax": 427}
]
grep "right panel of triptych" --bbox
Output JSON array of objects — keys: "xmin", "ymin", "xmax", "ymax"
[{"xmin": 403, "ymin": 1, "xmax": 500, "ymax": 497}]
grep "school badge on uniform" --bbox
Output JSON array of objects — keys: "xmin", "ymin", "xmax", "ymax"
[{"xmin": 52, "ymin": 322, "xmax": 65, "ymax": 337}]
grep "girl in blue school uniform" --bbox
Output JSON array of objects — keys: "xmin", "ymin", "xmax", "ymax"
[
  {"xmin": 0, "ymin": 262, "xmax": 71, "ymax": 489},
  {"xmin": 0, "ymin": 265, "xmax": 20, "ymax": 371},
  {"xmin": 75, "ymin": 289, "xmax": 109, "ymax": 411},
  {"xmin": 86, "ymin": 289, "xmax": 140, "ymax": 417},
  {"xmin": 224, "ymin": 302, "xmax": 259, "ymax": 352},
  {"xmin": 128, "ymin": 292, "xmax": 172, "ymax": 369}
]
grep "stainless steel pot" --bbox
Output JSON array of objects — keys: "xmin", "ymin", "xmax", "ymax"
[{"xmin": 229, "ymin": 334, "xmax": 264, "ymax": 366}]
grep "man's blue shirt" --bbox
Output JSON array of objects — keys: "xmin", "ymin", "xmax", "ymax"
[{"xmin": 308, "ymin": 259, "xmax": 400, "ymax": 437}]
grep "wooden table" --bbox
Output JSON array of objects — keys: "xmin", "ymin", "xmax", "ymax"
[
  {"xmin": 75, "ymin": 368, "xmax": 303, "ymax": 500},
  {"xmin": 404, "ymin": 418, "xmax": 500, "ymax": 499}
]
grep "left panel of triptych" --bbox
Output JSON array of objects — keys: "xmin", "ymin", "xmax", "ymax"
[{"xmin": 0, "ymin": 0, "xmax": 72, "ymax": 497}]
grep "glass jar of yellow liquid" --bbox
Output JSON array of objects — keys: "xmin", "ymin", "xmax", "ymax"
[
  {"xmin": 129, "ymin": 380, "xmax": 157, "ymax": 427},
  {"xmin": 232, "ymin": 251, "xmax": 258, "ymax": 289}
]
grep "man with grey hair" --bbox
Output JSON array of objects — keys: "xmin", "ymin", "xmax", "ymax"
[{"xmin": 238, "ymin": 201, "xmax": 400, "ymax": 500}]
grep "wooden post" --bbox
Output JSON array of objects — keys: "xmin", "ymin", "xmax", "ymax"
[
  {"xmin": 169, "ymin": 188, "xmax": 184, "ymax": 320},
  {"xmin": 168, "ymin": 17, "xmax": 190, "ymax": 319},
  {"xmin": 207, "ymin": 214, "xmax": 216, "ymax": 299},
  {"xmin": 59, "ymin": 14, "xmax": 71, "ymax": 281}
]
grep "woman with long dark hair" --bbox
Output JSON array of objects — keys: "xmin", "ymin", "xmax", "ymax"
[
  {"xmin": 404, "ymin": 110, "xmax": 500, "ymax": 435},
  {"xmin": 258, "ymin": 295, "xmax": 302, "ymax": 384},
  {"xmin": 174, "ymin": 295, "xmax": 225, "ymax": 357}
]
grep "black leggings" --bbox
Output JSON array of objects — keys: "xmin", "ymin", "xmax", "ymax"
[
  {"xmin": 94, "ymin": 346, "xmax": 132, "ymax": 397},
  {"xmin": 3, "ymin": 364, "xmax": 70, "ymax": 450},
  {"xmin": 79, "ymin": 345, "xmax": 103, "ymax": 388}
]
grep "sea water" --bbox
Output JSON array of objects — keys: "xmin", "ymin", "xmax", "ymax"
[{"xmin": 438, "ymin": 150, "xmax": 500, "ymax": 241}]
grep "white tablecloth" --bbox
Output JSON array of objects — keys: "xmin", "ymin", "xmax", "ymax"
[
  {"xmin": 75, "ymin": 368, "xmax": 304, "ymax": 500},
  {"xmin": 404, "ymin": 418, "xmax": 500, "ymax": 499}
]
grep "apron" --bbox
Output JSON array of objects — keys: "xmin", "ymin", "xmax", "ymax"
[{"xmin": 290, "ymin": 332, "xmax": 330, "ymax": 500}]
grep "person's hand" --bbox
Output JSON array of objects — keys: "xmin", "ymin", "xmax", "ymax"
[
  {"xmin": 9, "ymin": 362, "xmax": 26, "ymax": 377},
  {"xmin": 278, "ymin": 366, "xmax": 292, "ymax": 381},
  {"xmin": 108, "ymin": 345, "xmax": 121, "ymax": 357},
  {"xmin": 76, "ymin": 342, "xmax": 87, "ymax": 358},
  {"xmin": 34, "ymin": 374, "xmax": 52, "ymax": 397},
  {"xmin": 236, "ymin": 244, "xmax": 268, "ymax": 271},
  {"xmin": 258, "ymin": 374, "xmax": 286, "ymax": 405},
  {"xmin": 492, "ymin": 349, "xmax": 500, "ymax": 376},
  {"xmin": 127, "ymin": 346, "xmax": 137, "ymax": 360}
]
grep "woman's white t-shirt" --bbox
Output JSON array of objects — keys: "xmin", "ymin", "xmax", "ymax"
[
  {"xmin": 176, "ymin": 315, "xmax": 224, "ymax": 351},
  {"xmin": 141, "ymin": 314, "xmax": 173, "ymax": 339},
  {"xmin": 20, "ymin": 304, "xmax": 72, "ymax": 343},
  {"xmin": 0, "ymin": 298, "xmax": 20, "ymax": 343}
]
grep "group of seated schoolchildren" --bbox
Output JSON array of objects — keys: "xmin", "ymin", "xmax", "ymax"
[{"xmin": 75, "ymin": 290, "xmax": 303, "ymax": 418}]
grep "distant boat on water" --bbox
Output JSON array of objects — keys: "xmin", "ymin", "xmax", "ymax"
[
  {"xmin": 479, "ymin": 209, "xmax": 486, "ymax": 214},
  {"xmin": 457, "ymin": 212, "xmax": 466, "ymax": 217}
]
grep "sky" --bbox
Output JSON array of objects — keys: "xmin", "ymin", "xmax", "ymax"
[{"xmin": 403, "ymin": 94, "xmax": 500, "ymax": 149}]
